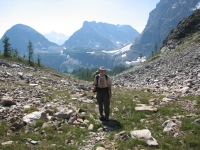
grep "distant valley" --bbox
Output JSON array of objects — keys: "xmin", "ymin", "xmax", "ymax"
[
  {"xmin": 0, "ymin": 0, "xmax": 199, "ymax": 72},
  {"xmin": 0, "ymin": 22, "xmax": 139, "ymax": 71}
]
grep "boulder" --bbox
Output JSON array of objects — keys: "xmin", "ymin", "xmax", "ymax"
[{"xmin": 130, "ymin": 129, "xmax": 158, "ymax": 147}]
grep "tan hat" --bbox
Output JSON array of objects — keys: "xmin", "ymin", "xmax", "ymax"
[{"xmin": 98, "ymin": 66, "xmax": 106, "ymax": 71}]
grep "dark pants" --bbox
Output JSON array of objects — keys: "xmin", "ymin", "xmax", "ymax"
[{"xmin": 96, "ymin": 88, "xmax": 110, "ymax": 118}]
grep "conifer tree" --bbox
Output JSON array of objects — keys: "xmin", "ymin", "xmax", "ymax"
[
  {"xmin": 37, "ymin": 54, "xmax": 41, "ymax": 66},
  {"xmin": 2, "ymin": 36, "xmax": 11, "ymax": 57},
  {"xmin": 27, "ymin": 40, "xmax": 34, "ymax": 65},
  {"xmin": 152, "ymin": 51, "xmax": 154, "ymax": 57},
  {"xmin": 154, "ymin": 43, "xmax": 158, "ymax": 54},
  {"xmin": 14, "ymin": 49, "xmax": 18, "ymax": 57},
  {"xmin": 139, "ymin": 54, "xmax": 143, "ymax": 58},
  {"xmin": 23, "ymin": 54, "xmax": 26, "ymax": 59}
]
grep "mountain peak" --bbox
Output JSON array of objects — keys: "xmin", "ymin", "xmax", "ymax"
[
  {"xmin": 43, "ymin": 31, "xmax": 69, "ymax": 45},
  {"xmin": 83, "ymin": 21, "xmax": 97, "ymax": 26},
  {"xmin": 124, "ymin": 0, "xmax": 200, "ymax": 61},
  {"xmin": 64, "ymin": 21, "xmax": 139, "ymax": 50},
  {"xmin": 0, "ymin": 24, "xmax": 59, "ymax": 55},
  {"xmin": 10, "ymin": 24, "xmax": 37, "ymax": 32}
]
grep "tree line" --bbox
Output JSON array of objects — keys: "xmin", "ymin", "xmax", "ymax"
[
  {"xmin": 1, "ymin": 35, "xmax": 41, "ymax": 66},
  {"xmin": 1, "ymin": 35, "xmax": 160, "ymax": 81},
  {"xmin": 70, "ymin": 65, "xmax": 132, "ymax": 81}
]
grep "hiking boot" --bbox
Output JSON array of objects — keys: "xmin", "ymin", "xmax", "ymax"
[
  {"xmin": 105, "ymin": 117, "xmax": 109, "ymax": 121},
  {"xmin": 99, "ymin": 115, "xmax": 106, "ymax": 121}
]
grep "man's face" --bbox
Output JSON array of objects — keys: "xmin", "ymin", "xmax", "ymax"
[{"xmin": 99, "ymin": 70, "xmax": 106, "ymax": 75}]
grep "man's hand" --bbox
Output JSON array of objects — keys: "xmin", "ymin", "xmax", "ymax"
[
  {"xmin": 109, "ymin": 91, "xmax": 112, "ymax": 99},
  {"xmin": 109, "ymin": 94, "xmax": 112, "ymax": 99},
  {"xmin": 93, "ymin": 86, "xmax": 96, "ymax": 92}
]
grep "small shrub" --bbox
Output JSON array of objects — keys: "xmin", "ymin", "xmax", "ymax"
[
  {"xmin": 23, "ymin": 106, "xmax": 38, "ymax": 114},
  {"xmin": 0, "ymin": 121, "xmax": 9, "ymax": 136},
  {"xmin": 34, "ymin": 119, "xmax": 46, "ymax": 128}
]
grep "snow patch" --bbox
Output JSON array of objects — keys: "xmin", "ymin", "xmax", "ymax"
[
  {"xmin": 60, "ymin": 50, "xmax": 63, "ymax": 55},
  {"xmin": 126, "ymin": 56, "xmax": 147, "ymax": 66},
  {"xmin": 122, "ymin": 53, "xmax": 126, "ymax": 58},
  {"xmin": 197, "ymin": 2, "xmax": 200, "ymax": 9},
  {"xmin": 87, "ymin": 52, "xmax": 95, "ymax": 54},
  {"xmin": 102, "ymin": 43, "xmax": 132, "ymax": 56}
]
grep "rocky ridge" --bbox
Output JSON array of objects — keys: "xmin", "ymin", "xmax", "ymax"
[
  {"xmin": 115, "ymin": 0, "xmax": 200, "ymax": 64},
  {"xmin": 112, "ymin": 9, "xmax": 200, "ymax": 98},
  {"xmin": 112, "ymin": 42, "xmax": 200, "ymax": 97}
]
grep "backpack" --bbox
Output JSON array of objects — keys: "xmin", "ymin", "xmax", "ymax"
[
  {"xmin": 93, "ymin": 73, "xmax": 108, "ymax": 92},
  {"xmin": 93, "ymin": 70, "xmax": 99, "ymax": 78}
]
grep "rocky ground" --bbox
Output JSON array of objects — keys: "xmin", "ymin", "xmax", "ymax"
[
  {"xmin": 112, "ymin": 42, "xmax": 200, "ymax": 98},
  {"xmin": 0, "ymin": 31, "xmax": 200, "ymax": 149},
  {"xmin": 1, "ymin": 9, "xmax": 200, "ymax": 150},
  {"xmin": 0, "ymin": 37, "xmax": 199, "ymax": 149},
  {"xmin": 0, "ymin": 59, "xmax": 127, "ymax": 150},
  {"xmin": 112, "ymin": 9, "xmax": 200, "ymax": 99},
  {"xmin": 0, "ymin": 38, "xmax": 200, "ymax": 149}
]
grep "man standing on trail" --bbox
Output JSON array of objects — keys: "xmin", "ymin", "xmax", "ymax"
[{"xmin": 93, "ymin": 66, "xmax": 112, "ymax": 121}]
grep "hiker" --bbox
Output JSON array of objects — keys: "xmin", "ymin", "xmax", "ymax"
[{"xmin": 93, "ymin": 66, "xmax": 112, "ymax": 121}]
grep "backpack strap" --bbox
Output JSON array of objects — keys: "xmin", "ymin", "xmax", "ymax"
[
  {"xmin": 96, "ymin": 74, "xmax": 108, "ymax": 87},
  {"xmin": 96, "ymin": 75, "xmax": 99, "ymax": 87},
  {"xmin": 105, "ymin": 74, "xmax": 108, "ymax": 80}
]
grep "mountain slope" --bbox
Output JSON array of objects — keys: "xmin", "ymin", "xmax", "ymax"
[
  {"xmin": 63, "ymin": 22, "xmax": 116, "ymax": 50},
  {"xmin": 112, "ymin": 9, "xmax": 200, "ymax": 97},
  {"xmin": 63, "ymin": 21, "xmax": 139, "ymax": 50},
  {"xmin": 161, "ymin": 8, "xmax": 200, "ymax": 52},
  {"xmin": 117, "ymin": 0, "xmax": 200, "ymax": 63},
  {"xmin": 0, "ymin": 24, "xmax": 60, "ymax": 55}
]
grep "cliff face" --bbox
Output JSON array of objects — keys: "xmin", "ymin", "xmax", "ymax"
[
  {"xmin": 112, "ymin": 8, "xmax": 200, "ymax": 97},
  {"xmin": 161, "ymin": 9, "xmax": 200, "ymax": 53},
  {"xmin": 127, "ymin": 0, "xmax": 200, "ymax": 60}
]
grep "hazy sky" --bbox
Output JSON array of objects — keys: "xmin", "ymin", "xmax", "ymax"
[{"xmin": 0, "ymin": 0, "xmax": 160, "ymax": 38}]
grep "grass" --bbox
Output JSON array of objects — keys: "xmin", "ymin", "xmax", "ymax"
[
  {"xmin": 110, "ymin": 88, "xmax": 200, "ymax": 150},
  {"xmin": 143, "ymin": 30, "xmax": 200, "ymax": 65},
  {"xmin": 0, "ymin": 122, "xmax": 10, "ymax": 137},
  {"xmin": 1, "ymin": 52, "xmax": 200, "ymax": 149},
  {"xmin": 23, "ymin": 106, "xmax": 38, "ymax": 114},
  {"xmin": 0, "ymin": 80, "xmax": 200, "ymax": 150}
]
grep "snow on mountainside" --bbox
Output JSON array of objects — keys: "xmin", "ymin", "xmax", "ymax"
[
  {"xmin": 102, "ymin": 43, "xmax": 132, "ymax": 56},
  {"xmin": 101, "ymin": 43, "xmax": 146, "ymax": 65},
  {"xmin": 86, "ymin": 43, "xmax": 133, "ymax": 58}
]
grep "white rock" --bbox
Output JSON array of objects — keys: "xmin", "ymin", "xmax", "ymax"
[
  {"xmin": 162, "ymin": 119, "xmax": 182, "ymax": 133},
  {"xmin": 1, "ymin": 141, "xmax": 13, "ymax": 146},
  {"xmin": 88, "ymin": 124, "xmax": 94, "ymax": 130},
  {"xmin": 180, "ymin": 87, "xmax": 190, "ymax": 93},
  {"xmin": 54, "ymin": 109, "xmax": 73, "ymax": 119},
  {"xmin": 162, "ymin": 97, "xmax": 173, "ymax": 103},
  {"xmin": 29, "ymin": 84, "xmax": 39, "ymax": 86},
  {"xmin": 135, "ymin": 104, "xmax": 157, "ymax": 112},
  {"xmin": 130, "ymin": 129, "xmax": 158, "ymax": 146},
  {"xmin": 23, "ymin": 111, "xmax": 43, "ymax": 124}
]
